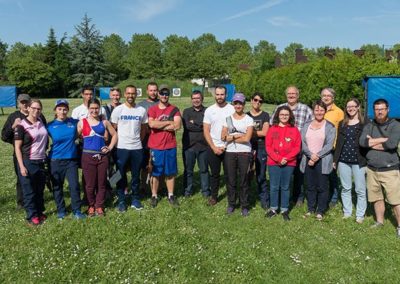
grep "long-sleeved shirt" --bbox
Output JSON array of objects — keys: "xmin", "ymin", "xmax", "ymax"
[
  {"xmin": 265, "ymin": 124, "xmax": 301, "ymax": 167},
  {"xmin": 359, "ymin": 118, "xmax": 400, "ymax": 170},
  {"xmin": 182, "ymin": 105, "xmax": 208, "ymax": 151}
]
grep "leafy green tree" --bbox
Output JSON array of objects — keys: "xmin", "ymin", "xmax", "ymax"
[
  {"xmin": 126, "ymin": 33, "xmax": 162, "ymax": 79},
  {"xmin": 360, "ymin": 44, "xmax": 384, "ymax": 58},
  {"xmin": 0, "ymin": 39, "xmax": 8, "ymax": 81},
  {"xmin": 69, "ymin": 14, "xmax": 113, "ymax": 96},
  {"xmin": 162, "ymin": 35, "xmax": 194, "ymax": 80},
  {"xmin": 102, "ymin": 34, "xmax": 129, "ymax": 82},
  {"xmin": 221, "ymin": 39, "xmax": 253, "ymax": 76},
  {"xmin": 253, "ymin": 40, "xmax": 278, "ymax": 72},
  {"xmin": 192, "ymin": 33, "xmax": 223, "ymax": 86},
  {"xmin": 44, "ymin": 28, "xmax": 58, "ymax": 65}
]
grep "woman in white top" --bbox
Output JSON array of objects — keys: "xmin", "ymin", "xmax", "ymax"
[{"xmin": 221, "ymin": 93, "xmax": 253, "ymax": 216}]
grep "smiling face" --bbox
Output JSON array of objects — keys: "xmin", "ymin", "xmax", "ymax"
[
  {"xmin": 147, "ymin": 84, "xmax": 158, "ymax": 101},
  {"xmin": 251, "ymin": 95, "xmax": 263, "ymax": 111},
  {"xmin": 215, "ymin": 87, "xmax": 226, "ymax": 105},
  {"xmin": 55, "ymin": 105, "xmax": 69, "ymax": 120},
  {"xmin": 278, "ymin": 109, "xmax": 290, "ymax": 125},
  {"xmin": 110, "ymin": 90, "xmax": 121, "ymax": 105},
  {"xmin": 286, "ymin": 87, "xmax": 299, "ymax": 105},
  {"xmin": 314, "ymin": 105, "xmax": 327, "ymax": 122},
  {"xmin": 321, "ymin": 89, "xmax": 334, "ymax": 107},
  {"xmin": 191, "ymin": 93, "xmax": 203, "ymax": 108},
  {"xmin": 88, "ymin": 102, "xmax": 100, "ymax": 118},
  {"xmin": 124, "ymin": 87, "xmax": 137, "ymax": 105},
  {"xmin": 18, "ymin": 100, "xmax": 30, "ymax": 114},
  {"xmin": 345, "ymin": 100, "xmax": 359, "ymax": 118},
  {"xmin": 28, "ymin": 102, "xmax": 42, "ymax": 119}
]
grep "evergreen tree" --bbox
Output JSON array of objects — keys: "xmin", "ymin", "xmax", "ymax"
[
  {"xmin": 0, "ymin": 39, "xmax": 8, "ymax": 81},
  {"xmin": 69, "ymin": 14, "xmax": 114, "ymax": 96},
  {"xmin": 44, "ymin": 28, "xmax": 58, "ymax": 65}
]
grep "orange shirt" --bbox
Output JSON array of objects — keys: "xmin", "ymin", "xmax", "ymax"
[{"xmin": 324, "ymin": 103, "xmax": 344, "ymax": 147}]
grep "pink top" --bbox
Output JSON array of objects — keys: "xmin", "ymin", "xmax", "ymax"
[{"xmin": 305, "ymin": 121, "xmax": 326, "ymax": 154}]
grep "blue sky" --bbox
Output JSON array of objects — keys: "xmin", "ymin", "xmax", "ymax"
[{"xmin": 0, "ymin": 0, "xmax": 399, "ymax": 51}]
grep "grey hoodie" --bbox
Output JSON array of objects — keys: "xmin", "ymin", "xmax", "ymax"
[{"xmin": 359, "ymin": 118, "xmax": 400, "ymax": 170}]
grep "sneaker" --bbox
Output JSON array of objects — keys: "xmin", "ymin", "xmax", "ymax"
[
  {"xmin": 208, "ymin": 197, "xmax": 217, "ymax": 206},
  {"xmin": 282, "ymin": 211, "xmax": 290, "ymax": 221},
  {"xmin": 266, "ymin": 210, "xmax": 277, "ymax": 218},
  {"xmin": 329, "ymin": 202, "xmax": 337, "ymax": 208},
  {"xmin": 227, "ymin": 206, "xmax": 235, "ymax": 215},
  {"xmin": 316, "ymin": 213, "xmax": 323, "ymax": 221},
  {"xmin": 342, "ymin": 215, "xmax": 352, "ymax": 220},
  {"xmin": 370, "ymin": 221, "xmax": 384, "ymax": 228},
  {"xmin": 118, "ymin": 202, "xmax": 127, "ymax": 212},
  {"xmin": 356, "ymin": 217, "xmax": 364, "ymax": 224},
  {"xmin": 73, "ymin": 211, "xmax": 87, "ymax": 219},
  {"xmin": 168, "ymin": 195, "xmax": 179, "ymax": 206},
  {"xmin": 95, "ymin": 207, "xmax": 104, "ymax": 216},
  {"xmin": 241, "ymin": 208, "xmax": 249, "ymax": 217},
  {"xmin": 29, "ymin": 216, "xmax": 41, "ymax": 226},
  {"xmin": 39, "ymin": 214, "xmax": 47, "ymax": 223},
  {"xmin": 57, "ymin": 212, "xmax": 66, "ymax": 220},
  {"xmin": 131, "ymin": 199, "xmax": 144, "ymax": 210},
  {"xmin": 397, "ymin": 226, "xmax": 400, "ymax": 238},
  {"xmin": 303, "ymin": 211, "xmax": 313, "ymax": 218},
  {"xmin": 150, "ymin": 196, "xmax": 158, "ymax": 208},
  {"xmin": 88, "ymin": 206, "xmax": 95, "ymax": 217}
]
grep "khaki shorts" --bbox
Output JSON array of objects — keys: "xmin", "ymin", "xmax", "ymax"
[{"xmin": 366, "ymin": 168, "xmax": 400, "ymax": 205}]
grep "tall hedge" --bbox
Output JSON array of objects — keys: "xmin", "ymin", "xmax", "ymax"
[{"xmin": 233, "ymin": 54, "xmax": 400, "ymax": 107}]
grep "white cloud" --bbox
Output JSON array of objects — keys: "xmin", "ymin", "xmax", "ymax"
[
  {"xmin": 126, "ymin": 0, "xmax": 180, "ymax": 22},
  {"xmin": 220, "ymin": 0, "xmax": 284, "ymax": 23},
  {"xmin": 353, "ymin": 11, "xmax": 400, "ymax": 23},
  {"xmin": 267, "ymin": 16, "xmax": 305, "ymax": 27}
]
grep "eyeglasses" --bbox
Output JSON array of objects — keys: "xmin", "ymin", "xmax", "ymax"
[
  {"xmin": 253, "ymin": 98, "xmax": 263, "ymax": 103},
  {"xmin": 233, "ymin": 101, "xmax": 244, "ymax": 105},
  {"xmin": 374, "ymin": 108, "xmax": 387, "ymax": 112},
  {"xmin": 346, "ymin": 105, "xmax": 358, "ymax": 109},
  {"xmin": 30, "ymin": 107, "xmax": 42, "ymax": 111}
]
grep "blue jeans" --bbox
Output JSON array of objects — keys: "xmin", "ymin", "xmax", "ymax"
[
  {"xmin": 18, "ymin": 159, "xmax": 46, "ymax": 220},
  {"xmin": 116, "ymin": 148, "xmax": 143, "ymax": 204},
  {"xmin": 255, "ymin": 147, "xmax": 269, "ymax": 207},
  {"xmin": 183, "ymin": 148, "xmax": 210, "ymax": 196},
  {"xmin": 337, "ymin": 162, "xmax": 367, "ymax": 218},
  {"xmin": 329, "ymin": 170, "xmax": 340, "ymax": 204},
  {"xmin": 50, "ymin": 159, "xmax": 82, "ymax": 214},
  {"xmin": 269, "ymin": 165, "xmax": 295, "ymax": 212}
]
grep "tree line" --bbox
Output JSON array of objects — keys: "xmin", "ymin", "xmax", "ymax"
[{"xmin": 0, "ymin": 14, "xmax": 399, "ymax": 102}]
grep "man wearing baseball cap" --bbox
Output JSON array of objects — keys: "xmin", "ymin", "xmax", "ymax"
[{"xmin": 1, "ymin": 94, "xmax": 47, "ymax": 209}]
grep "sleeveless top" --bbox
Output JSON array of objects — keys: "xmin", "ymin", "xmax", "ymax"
[{"xmin": 82, "ymin": 118, "xmax": 106, "ymax": 153}]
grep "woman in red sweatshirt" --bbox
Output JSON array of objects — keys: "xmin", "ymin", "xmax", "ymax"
[{"xmin": 265, "ymin": 105, "xmax": 301, "ymax": 221}]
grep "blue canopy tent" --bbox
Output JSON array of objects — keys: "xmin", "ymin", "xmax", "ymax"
[
  {"xmin": 363, "ymin": 76, "xmax": 400, "ymax": 119},
  {"xmin": 0, "ymin": 86, "xmax": 17, "ymax": 114},
  {"xmin": 225, "ymin": 84, "xmax": 236, "ymax": 102},
  {"xmin": 98, "ymin": 87, "xmax": 111, "ymax": 100}
]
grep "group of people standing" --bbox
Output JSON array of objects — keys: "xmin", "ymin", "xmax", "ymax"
[{"xmin": 2, "ymin": 83, "xmax": 400, "ymax": 237}]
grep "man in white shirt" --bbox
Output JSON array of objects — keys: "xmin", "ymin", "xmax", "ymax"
[
  {"xmin": 203, "ymin": 85, "xmax": 235, "ymax": 205},
  {"xmin": 71, "ymin": 86, "xmax": 94, "ymax": 120},
  {"xmin": 111, "ymin": 85, "xmax": 148, "ymax": 212}
]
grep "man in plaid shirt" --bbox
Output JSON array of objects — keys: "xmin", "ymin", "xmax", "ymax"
[{"xmin": 270, "ymin": 86, "xmax": 313, "ymax": 206}]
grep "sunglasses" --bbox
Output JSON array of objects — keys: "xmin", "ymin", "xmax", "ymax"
[
  {"xmin": 160, "ymin": 93, "xmax": 170, "ymax": 97},
  {"xmin": 253, "ymin": 98, "xmax": 263, "ymax": 103}
]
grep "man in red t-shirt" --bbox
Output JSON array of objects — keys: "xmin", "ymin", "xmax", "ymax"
[{"xmin": 148, "ymin": 86, "xmax": 181, "ymax": 207}]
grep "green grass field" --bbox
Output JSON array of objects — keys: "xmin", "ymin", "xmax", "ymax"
[{"xmin": 0, "ymin": 96, "xmax": 399, "ymax": 283}]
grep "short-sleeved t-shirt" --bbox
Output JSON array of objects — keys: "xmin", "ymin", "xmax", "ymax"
[
  {"xmin": 247, "ymin": 111, "xmax": 270, "ymax": 149},
  {"xmin": 203, "ymin": 103, "xmax": 235, "ymax": 148},
  {"xmin": 111, "ymin": 104, "xmax": 148, "ymax": 150},
  {"xmin": 147, "ymin": 104, "xmax": 181, "ymax": 150},
  {"xmin": 223, "ymin": 114, "xmax": 254, "ymax": 153},
  {"xmin": 71, "ymin": 104, "xmax": 103, "ymax": 120},
  {"xmin": 47, "ymin": 118, "xmax": 78, "ymax": 159},
  {"xmin": 14, "ymin": 118, "xmax": 48, "ymax": 160}
]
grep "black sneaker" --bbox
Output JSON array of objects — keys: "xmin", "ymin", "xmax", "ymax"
[
  {"xmin": 282, "ymin": 211, "xmax": 291, "ymax": 221},
  {"xmin": 168, "ymin": 195, "xmax": 179, "ymax": 206},
  {"xmin": 266, "ymin": 210, "xmax": 277, "ymax": 218},
  {"xmin": 150, "ymin": 196, "xmax": 158, "ymax": 208}
]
